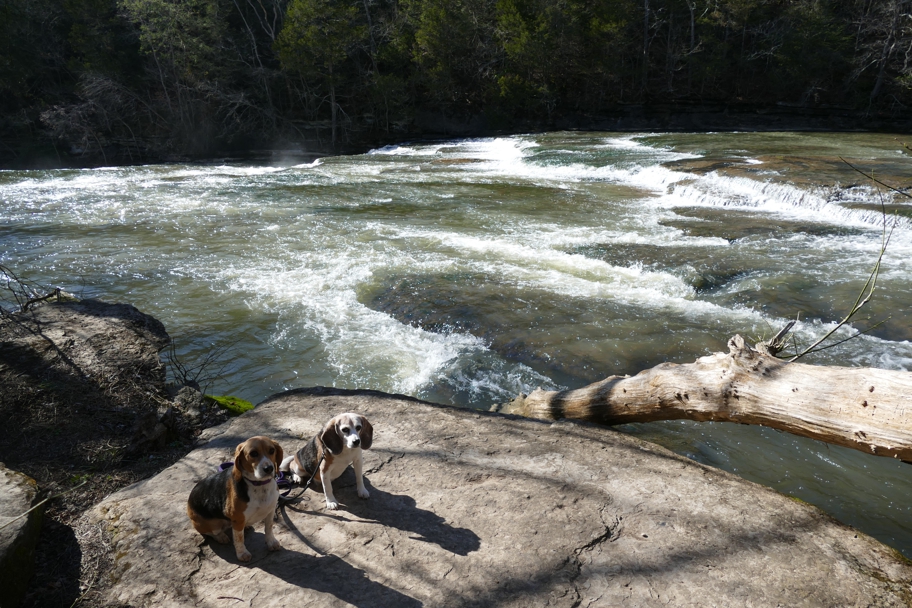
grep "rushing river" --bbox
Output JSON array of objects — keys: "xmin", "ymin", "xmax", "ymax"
[{"xmin": 2, "ymin": 131, "xmax": 912, "ymax": 556}]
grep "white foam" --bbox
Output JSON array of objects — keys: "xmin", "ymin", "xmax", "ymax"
[
  {"xmin": 168, "ymin": 165, "xmax": 287, "ymax": 178},
  {"xmin": 291, "ymin": 158, "xmax": 323, "ymax": 168},
  {"xmin": 598, "ymin": 135, "xmax": 699, "ymax": 162},
  {"xmin": 391, "ymin": 226, "xmax": 765, "ymax": 330},
  {"xmin": 4, "ymin": 131, "xmax": 911, "ymax": 403},
  {"xmin": 367, "ymin": 144, "xmax": 446, "ymax": 156},
  {"xmin": 599, "ymin": 135, "xmax": 650, "ymax": 150},
  {"xmin": 412, "ymin": 137, "xmax": 695, "ymax": 189},
  {"xmin": 206, "ymin": 241, "xmax": 510, "ymax": 396},
  {"xmin": 656, "ymin": 171, "xmax": 912, "ymax": 232}
]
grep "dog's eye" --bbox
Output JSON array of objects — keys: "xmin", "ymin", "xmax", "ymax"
[
  {"xmin": 269, "ymin": 447, "xmax": 275, "ymax": 455},
  {"xmin": 250, "ymin": 450, "xmax": 259, "ymax": 458},
  {"xmin": 355, "ymin": 425, "xmax": 361, "ymax": 431},
  {"xmin": 341, "ymin": 427, "xmax": 349, "ymax": 433}
]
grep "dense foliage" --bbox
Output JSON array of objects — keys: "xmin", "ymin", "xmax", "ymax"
[{"xmin": 1, "ymin": 0, "xmax": 911, "ymax": 164}]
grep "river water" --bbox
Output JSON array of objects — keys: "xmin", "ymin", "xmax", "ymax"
[{"xmin": 2, "ymin": 131, "xmax": 911, "ymax": 555}]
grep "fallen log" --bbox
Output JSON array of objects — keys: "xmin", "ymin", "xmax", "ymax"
[{"xmin": 502, "ymin": 335, "xmax": 912, "ymax": 462}]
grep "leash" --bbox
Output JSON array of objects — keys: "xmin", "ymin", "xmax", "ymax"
[
  {"xmin": 278, "ymin": 450, "xmax": 324, "ymax": 504},
  {"xmin": 278, "ymin": 435, "xmax": 328, "ymax": 504}
]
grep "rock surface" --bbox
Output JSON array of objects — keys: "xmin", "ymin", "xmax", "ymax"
[
  {"xmin": 0, "ymin": 464, "xmax": 43, "ymax": 608},
  {"xmin": 90, "ymin": 387, "xmax": 912, "ymax": 607},
  {"xmin": 1, "ymin": 298, "xmax": 170, "ymax": 389}
]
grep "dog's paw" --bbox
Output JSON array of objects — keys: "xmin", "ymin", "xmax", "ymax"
[
  {"xmin": 236, "ymin": 549, "xmax": 252, "ymax": 563},
  {"xmin": 292, "ymin": 474, "xmax": 302, "ymax": 484},
  {"xmin": 266, "ymin": 537, "xmax": 282, "ymax": 552},
  {"xmin": 213, "ymin": 531, "xmax": 231, "ymax": 544},
  {"xmin": 358, "ymin": 487, "xmax": 370, "ymax": 499},
  {"xmin": 325, "ymin": 500, "xmax": 340, "ymax": 510}
]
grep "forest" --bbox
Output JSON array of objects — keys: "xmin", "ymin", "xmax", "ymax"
[{"xmin": 1, "ymin": 0, "xmax": 911, "ymax": 165}]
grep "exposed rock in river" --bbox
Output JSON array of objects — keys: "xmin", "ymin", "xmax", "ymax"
[{"xmin": 91, "ymin": 387, "xmax": 912, "ymax": 607}]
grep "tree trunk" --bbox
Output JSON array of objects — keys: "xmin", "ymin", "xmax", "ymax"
[
  {"xmin": 329, "ymin": 63, "xmax": 337, "ymax": 148},
  {"xmin": 642, "ymin": 0, "xmax": 650, "ymax": 91},
  {"xmin": 502, "ymin": 335, "xmax": 912, "ymax": 463},
  {"xmin": 687, "ymin": 0, "xmax": 695, "ymax": 93}
]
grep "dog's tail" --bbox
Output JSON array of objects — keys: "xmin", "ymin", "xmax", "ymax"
[{"xmin": 279, "ymin": 455, "xmax": 295, "ymax": 472}]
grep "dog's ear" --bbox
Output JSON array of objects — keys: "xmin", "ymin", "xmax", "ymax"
[
  {"xmin": 233, "ymin": 441, "xmax": 247, "ymax": 473},
  {"xmin": 320, "ymin": 420, "xmax": 343, "ymax": 455},
  {"xmin": 359, "ymin": 417, "xmax": 373, "ymax": 450},
  {"xmin": 272, "ymin": 439, "xmax": 284, "ymax": 468}
]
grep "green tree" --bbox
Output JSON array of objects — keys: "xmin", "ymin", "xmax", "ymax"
[
  {"xmin": 119, "ymin": 0, "xmax": 228, "ymax": 128},
  {"xmin": 398, "ymin": 0, "xmax": 500, "ymax": 113},
  {"xmin": 494, "ymin": 0, "xmax": 632, "ymax": 118},
  {"xmin": 277, "ymin": 0, "xmax": 368, "ymax": 146}
]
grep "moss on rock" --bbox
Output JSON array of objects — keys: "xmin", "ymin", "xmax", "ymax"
[{"xmin": 206, "ymin": 395, "xmax": 254, "ymax": 416}]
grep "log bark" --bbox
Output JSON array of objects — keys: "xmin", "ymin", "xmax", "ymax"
[{"xmin": 503, "ymin": 335, "xmax": 912, "ymax": 463}]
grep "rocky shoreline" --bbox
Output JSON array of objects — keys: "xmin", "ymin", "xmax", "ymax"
[
  {"xmin": 2, "ymin": 299, "xmax": 912, "ymax": 607},
  {"xmin": 0, "ymin": 299, "xmax": 228, "ymax": 607}
]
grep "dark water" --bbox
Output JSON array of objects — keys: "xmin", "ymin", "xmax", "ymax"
[{"xmin": 2, "ymin": 132, "xmax": 911, "ymax": 556}]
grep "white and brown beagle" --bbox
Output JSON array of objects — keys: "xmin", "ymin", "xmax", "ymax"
[
  {"xmin": 187, "ymin": 435, "xmax": 284, "ymax": 562},
  {"xmin": 280, "ymin": 413, "xmax": 373, "ymax": 510}
]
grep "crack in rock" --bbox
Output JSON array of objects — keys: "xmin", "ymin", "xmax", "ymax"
[
  {"xmin": 576, "ymin": 507, "xmax": 622, "ymax": 555},
  {"xmin": 563, "ymin": 508, "xmax": 622, "ymax": 607},
  {"xmin": 187, "ymin": 541, "xmax": 205, "ymax": 584},
  {"xmin": 366, "ymin": 451, "xmax": 404, "ymax": 475}
]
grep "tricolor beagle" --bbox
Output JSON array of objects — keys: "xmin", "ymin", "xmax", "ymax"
[
  {"xmin": 187, "ymin": 436, "xmax": 284, "ymax": 562},
  {"xmin": 280, "ymin": 413, "xmax": 373, "ymax": 510}
]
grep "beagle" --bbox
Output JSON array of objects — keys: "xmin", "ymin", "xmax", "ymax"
[
  {"xmin": 280, "ymin": 413, "xmax": 373, "ymax": 510},
  {"xmin": 187, "ymin": 436, "xmax": 284, "ymax": 562}
]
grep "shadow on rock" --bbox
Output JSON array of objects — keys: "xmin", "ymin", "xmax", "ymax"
[
  {"xmin": 20, "ymin": 520, "xmax": 81, "ymax": 608},
  {"xmin": 284, "ymin": 473, "xmax": 481, "ymax": 557},
  {"xmin": 360, "ymin": 487, "xmax": 481, "ymax": 556},
  {"xmin": 206, "ymin": 539, "xmax": 424, "ymax": 608}
]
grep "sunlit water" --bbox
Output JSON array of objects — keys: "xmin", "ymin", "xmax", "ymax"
[{"xmin": 3, "ymin": 131, "xmax": 911, "ymax": 556}]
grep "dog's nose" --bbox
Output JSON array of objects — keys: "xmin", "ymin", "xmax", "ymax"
[
  {"xmin": 352, "ymin": 438, "xmax": 361, "ymax": 447},
  {"xmin": 263, "ymin": 463, "xmax": 274, "ymax": 475}
]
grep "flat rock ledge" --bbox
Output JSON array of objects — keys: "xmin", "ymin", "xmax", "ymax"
[{"xmin": 89, "ymin": 388, "xmax": 912, "ymax": 607}]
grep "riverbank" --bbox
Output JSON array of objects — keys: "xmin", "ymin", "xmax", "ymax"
[
  {"xmin": 4, "ymin": 103, "xmax": 912, "ymax": 170},
  {"xmin": 0, "ymin": 298, "xmax": 229, "ymax": 607}
]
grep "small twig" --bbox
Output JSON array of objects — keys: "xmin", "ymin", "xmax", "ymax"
[
  {"xmin": 0, "ymin": 480, "xmax": 89, "ymax": 532},
  {"xmin": 758, "ymin": 319, "xmax": 796, "ymax": 355},
  {"xmin": 166, "ymin": 338, "xmax": 241, "ymax": 394},
  {"xmin": 839, "ymin": 157, "xmax": 912, "ymax": 200},
  {"xmin": 786, "ymin": 160, "xmax": 898, "ymax": 362},
  {"xmin": 22, "ymin": 287, "xmax": 62, "ymax": 311},
  {"xmin": 797, "ymin": 317, "xmax": 890, "ymax": 355},
  {"xmin": 789, "ymin": 230, "xmax": 891, "ymax": 361},
  {"xmin": 69, "ymin": 560, "xmax": 98, "ymax": 608}
]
